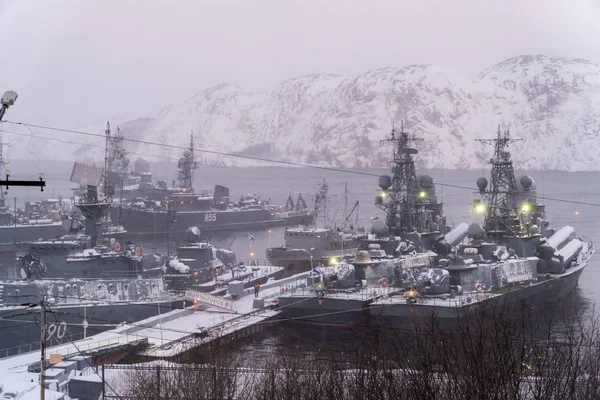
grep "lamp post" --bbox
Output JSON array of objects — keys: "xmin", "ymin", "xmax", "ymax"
[
  {"xmin": 268, "ymin": 229, "xmax": 272, "ymax": 248},
  {"xmin": 0, "ymin": 91, "xmax": 18, "ymax": 121}
]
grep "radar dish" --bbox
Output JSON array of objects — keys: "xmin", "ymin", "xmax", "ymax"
[
  {"xmin": 520, "ymin": 175, "xmax": 533, "ymax": 189},
  {"xmin": 371, "ymin": 219, "xmax": 387, "ymax": 235},
  {"xmin": 378, "ymin": 175, "xmax": 392, "ymax": 190},
  {"xmin": 418, "ymin": 174, "xmax": 434, "ymax": 188},
  {"xmin": 476, "ymin": 177, "xmax": 488, "ymax": 191},
  {"xmin": 184, "ymin": 226, "xmax": 201, "ymax": 242}
]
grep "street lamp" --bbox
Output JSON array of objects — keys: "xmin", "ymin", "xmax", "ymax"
[
  {"xmin": 0, "ymin": 91, "xmax": 18, "ymax": 120},
  {"xmin": 299, "ymin": 248, "xmax": 314, "ymax": 271}
]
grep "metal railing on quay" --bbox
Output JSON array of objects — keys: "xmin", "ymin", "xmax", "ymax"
[{"xmin": 0, "ymin": 333, "xmax": 122, "ymax": 360}]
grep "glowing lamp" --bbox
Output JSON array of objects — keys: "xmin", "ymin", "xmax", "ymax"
[
  {"xmin": 250, "ymin": 252, "xmax": 254, "ymax": 257},
  {"xmin": 475, "ymin": 204, "xmax": 487, "ymax": 214},
  {"xmin": 520, "ymin": 203, "xmax": 531, "ymax": 213},
  {"xmin": 329, "ymin": 257, "xmax": 337, "ymax": 265},
  {"xmin": 380, "ymin": 191, "xmax": 386, "ymax": 198},
  {"xmin": 418, "ymin": 191, "xmax": 427, "ymax": 198}
]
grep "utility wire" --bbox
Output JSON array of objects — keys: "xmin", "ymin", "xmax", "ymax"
[
  {"xmin": 2, "ymin": 120, "xmax": 599, "ymax": 208},
  {"xmin": 44, "ymin": 305, "xmax": 125, "ymax": 400}
]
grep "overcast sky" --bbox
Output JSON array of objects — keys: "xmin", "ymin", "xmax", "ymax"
[{"xmin": 1, "ymin": 0, "xmax": 599, "ymax": 128}]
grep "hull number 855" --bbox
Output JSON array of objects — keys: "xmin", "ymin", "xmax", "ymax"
[{"xmin": 204, "ymin": 213, "xmax": 217, "ymax": 222}]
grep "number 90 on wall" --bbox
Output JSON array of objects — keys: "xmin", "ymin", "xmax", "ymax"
[{"xmin": 204, "ymin": 213, "xmax": 217, "ymax": 222}]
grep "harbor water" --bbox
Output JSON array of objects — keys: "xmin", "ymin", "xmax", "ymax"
[{"xmin": 2, "ymin": 160, "xmax": 599, "ymax": 359}]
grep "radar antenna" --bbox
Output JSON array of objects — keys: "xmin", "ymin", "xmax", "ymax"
[
  {"xmin": 103, "ymin": 122, "xmax": 128, "ymax": 201},
  {"xmin": 376, "ymin": 122, "xmax": 423, "ymax": 235},
  {"xmin": 475, "ymin": 125, "xmax": 523, "ymax": 238},
  {"xmin": 177, "ymin": 131, "xmax": 198, "ymax": 192}
]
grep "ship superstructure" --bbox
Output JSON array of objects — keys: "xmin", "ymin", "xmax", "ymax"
[{"xmin": 119, "ymin": 135, "xmax": 313, "ymax": 235}]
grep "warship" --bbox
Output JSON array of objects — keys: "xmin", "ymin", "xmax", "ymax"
[
  {"xmin": 266, "ymin": 181, "xmax": 363, "ymax": 277},
  {"xmin": 278, "ymin": 124, "xmax": 454, "ymax": 323},
  {"xmin": 163, "ymin": 226, "xmax": 284, "ymax": 292},
  {"xmin": 369, "ymin": 126, "xmax": 594, "ymax": 321},
  {"xmin": 118, "ymin": 132, "xmax": 313, "ymax": 236},
  {"xmin": 0, "ymin": 171, "xmax": 183, "ymax": 349},
  {"xmin": 279, "ymin": 125, "xmax": 594, "ymax": 325}
]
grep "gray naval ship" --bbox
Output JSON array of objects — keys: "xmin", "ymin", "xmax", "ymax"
[
  {"xmin": 278, "ymin": 124, "xmax": 457, "ymax": 322},
  {"xmin": 278, "ymin": 125, "xmax": 594, "ymax": 325},
  {"xmin": 0, "ymin": 191, "xmax": 282, "ymax": 357},
  {"xmin": 370, "ymin": 126, "xmax": 594, "ymax": 321},
  {"xmin": 117, "ymin": 132, "xmax": 313, "ymax": 236},
  {"xmin": 266, "ymin": 181, "xmax": 363, "ymax": 277},
  {"xmin": 0, "ymin": 182, "xmax": 184, "ymax": 355}
]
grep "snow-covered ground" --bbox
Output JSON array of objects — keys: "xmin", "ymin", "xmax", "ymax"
[{"xmin": 0, "ymin": 271, "xmax": 309, "ymax": 396}]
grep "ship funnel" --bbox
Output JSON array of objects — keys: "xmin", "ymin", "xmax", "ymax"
[{"xmin": 444, "ymin": 223, "xmax": 470, "ymax": 247}]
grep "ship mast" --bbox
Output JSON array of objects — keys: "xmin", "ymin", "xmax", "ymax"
[
  {"xmin": 313, "ymin": 179, "xmax": 328, "ymax": 227},
  {"xmin": 177, "ymin": 131, "xmax": 198, "ymax": 192},
  {"xmin": 475, "ymin": 125, "xmax": 523, "ymax": 239},
  {"xmin": 376, "ymin": 122, "xmax": 423, "ymax": 236},
  {"xmin": 103, "ymin": 122, "xmax": 129, "ymax": 201}
]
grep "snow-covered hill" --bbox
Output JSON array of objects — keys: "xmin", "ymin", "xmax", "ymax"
[{"xmin": 4, "ymin": 55, "xmax": 600, "ymax": 170}]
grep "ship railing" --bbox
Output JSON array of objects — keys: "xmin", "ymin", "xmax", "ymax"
[
  {"xmin": 238, "ymin": 259, "xmax": 273, "ymax": 266},
  {"xmin": 0, "ymin": 332, "xmax": 121, "ymax": 360}
]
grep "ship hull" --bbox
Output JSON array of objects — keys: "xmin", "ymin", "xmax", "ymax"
[
  {"xmin": 267, "ymin": 247, "xmax": 359, "ymax": 277},
  {"xmin": 371, "ymin": 265, "xmax": 585, "ymax": 322},
  {"xmin": 278, "ymin": 295, "xmax": 371, "ymax": 325},
  {"xmin": 120, "ymin": 208, "xmax": 313, "ymax": 235},
  {"xmin": 278, "ymin": 265, "xmax": 586, "ymax": 326},
  {"xmin": 0, "ymin": 224, "xmax": 66, "ymax": 267},
  {"xmin": 0, "ymin": 299, "xmax": 186, "ymax": 357}
]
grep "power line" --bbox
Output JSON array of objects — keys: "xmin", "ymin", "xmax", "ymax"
[{"xmin": 2, "ymin": 120, "xmax": 599, "ymax": 208}]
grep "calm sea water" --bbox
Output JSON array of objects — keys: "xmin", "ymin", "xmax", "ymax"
[{"xmin": 6, "ymin": 160, "xmax": 600, "ymax": 356}]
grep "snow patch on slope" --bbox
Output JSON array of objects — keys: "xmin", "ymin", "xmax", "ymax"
[{"xmin": 4, "ymin": 55, "xmax": 600, "ymax": 171}]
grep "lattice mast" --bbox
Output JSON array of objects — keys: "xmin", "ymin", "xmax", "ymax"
[
  {"xmin": 177, "ymin": 131, "xmax": 198, "ymax": 192},
  {"xmin": 103, "ymin": 122, "xmax": 128, "ymax": 200},
  {"xmin": 476, "ymin": 125, "xmax": 523, "ymax": 237},
  {"xmin": 376, "ymin": 123, "xmax": 423, "ymax": 235},
  {"xmin": 313, "ymin": 179, "xmax": 329, "ymax": 227}
]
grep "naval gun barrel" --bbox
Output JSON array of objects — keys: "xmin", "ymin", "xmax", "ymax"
[
  {"xmin": 557, "ymin": 238, "xmax": 583, "ymax": 266},
  {"xmin": 547, "ymin": 226, "xmax": 575, "ymax": 250},
  {"xmin": 444, "ymin": 223, "xmax": 470, "ymax": 247}
]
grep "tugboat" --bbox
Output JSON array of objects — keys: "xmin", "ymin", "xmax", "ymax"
[
  {"xmin": 369, "ymin": 125, "xmax": 595, "ymax": 321},
  {"xmin": 266, "ymin": 181, "xmax": 363, "ymax": 277},
  {"xmin": 119, "ymin": 132, "xmax": 313, "ymax": 236}
]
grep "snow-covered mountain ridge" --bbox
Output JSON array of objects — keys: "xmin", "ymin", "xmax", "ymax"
[{"xmin": 7, "ymin": 55, "xmax": 600, "ymax": 171}]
